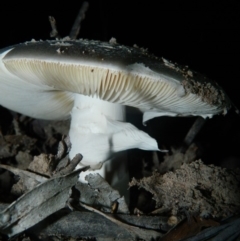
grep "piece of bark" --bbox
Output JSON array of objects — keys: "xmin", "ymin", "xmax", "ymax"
[
  {"xmin": 130, "ymin": 160, "xmax": 240, "ymax": 219},
  {"xmin": 0, "ymin": 168, "xmax": 85, "ymax": 237},
  {"xmin": 32, "ymin": 210, "xmax": 166, "ymax": 241},
  {"xmin": 76, "ymin": 174, "xmax": 129, "ymax": 214},
  {"xmin": 79, "ymin": 202, "xmax": 162, "ymax": 241},
  {"xmin": 53, "ymin": 154, "xmax": 82, "ymax": 178}
]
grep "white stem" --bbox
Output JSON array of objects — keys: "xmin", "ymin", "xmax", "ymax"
[
  {"xmin": 69, "ymin": 94, "xmax": 159, "ymax": 188},
  {"xmin": 69, "ymin": 94, "xmax": 125, "ymax": 185}
]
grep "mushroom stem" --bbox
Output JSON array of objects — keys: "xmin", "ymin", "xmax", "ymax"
[{"xmin": 69, "ymin": 94, "xmax": 159, "ymax": 186}]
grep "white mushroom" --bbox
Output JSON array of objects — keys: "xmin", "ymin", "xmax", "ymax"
[{"xmin": 0, "ymin": 39, "xmax": 231, "ymax": 185}]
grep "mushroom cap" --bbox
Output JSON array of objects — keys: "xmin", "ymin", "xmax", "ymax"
[{"xmin": 0, "ymin": 39, "xmax": 231, "ymax": 121}]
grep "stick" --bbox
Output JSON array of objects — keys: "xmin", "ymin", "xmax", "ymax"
[
  {"xmin": 69, "ymin": 1, "xmax": 89, "ymax": 39},
  {"xmin": 49, "ymin": 16, "xmax": 60, "ymax": 38},
  {"xmin": 181, "ymin": 117, "xmax": 206, "ymax": 153}
]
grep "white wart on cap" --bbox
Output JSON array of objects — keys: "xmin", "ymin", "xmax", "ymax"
[{"xmin": 0, "ymin": 39, "xmax": 231, "ymax": 180}]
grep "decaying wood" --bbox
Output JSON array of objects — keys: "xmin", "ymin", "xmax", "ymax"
[
  {"xmin": 0, "ymin": 143, "xmax": 86, "ymax": 197},
  {"xmin": 53, "ymin": 153, "xmax": 82, "ymax": 178},
  {"xmin": 39, "ymin": 213, "xmax": 239, "ymax": 240},
  {"xmin": 76, "ymin": 173, "xmax": 129, "ymax": 214},
  {"xmin": 27, "ymin": 136, "xmax": 76, "ymax": 178},
  {"xmin": 79, "ymin": 202, "xmax": 162, "ymax": 241},
  {"xmin": 0, "ymin": 168, "xmax": 87, "ymax": 237},
  {"xmin": 31, "ymin": 210, "xmax": 168, "ymax": 241}
]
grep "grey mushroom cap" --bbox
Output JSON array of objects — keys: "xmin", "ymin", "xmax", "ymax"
[{"xmin": 0, "ymin": 39, "xmax": 231, "ymax": 121}]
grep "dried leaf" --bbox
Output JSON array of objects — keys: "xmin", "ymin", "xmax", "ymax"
[
  {"xmin": 0, "ymin": 164, "xmax": 48, "ymax": 195},
  {"xmin": 28, "ymin": 153, "xmax": 57, "ymax": 177}
]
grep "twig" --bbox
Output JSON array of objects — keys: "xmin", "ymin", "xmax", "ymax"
[
  {"xmin": 53, "ymin": 154, "xmax": 84, "ymax": 177},
  {"xmin": 69, "ymin": 1, "xmax": 89, "ymax": 39},
  {"xmin": 49, "ymin": 16, "xmax": 60, "ymax": 38},
  {"xmin": 181, "ymin": 117, "xmax": 206, "ymax": 153},
  {"xmin": 55, "ymin": 135, "xmax": 72, "ymax": 161},
  {"xmin": 55, "ymin": 140, "xmax": 66, "ymax": 160},
  {"xmin": 12, "ymin": 118, "xmax": 22, "ymax": 135},
  {"xmin": 79, "ymin": 202, "xmax": 162, "ymax": 240},
  {"xmin": 63, "ymin": 135, "xmax": 72, "ymax": 153}
]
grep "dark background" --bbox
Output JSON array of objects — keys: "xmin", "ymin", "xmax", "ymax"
[{"xmin": 0, "ymin": 1, "xmax": 240, "ymax": 167}]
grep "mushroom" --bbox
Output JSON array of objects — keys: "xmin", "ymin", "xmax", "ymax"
[{"xmin": 0, "ymin": 39, "xmax": 231, "ymax": 185}]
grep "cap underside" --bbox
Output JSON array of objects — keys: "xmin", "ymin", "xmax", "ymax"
[{"xmin": 0, "ymin": 40, "xmax": 230, "ymax": 120}]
